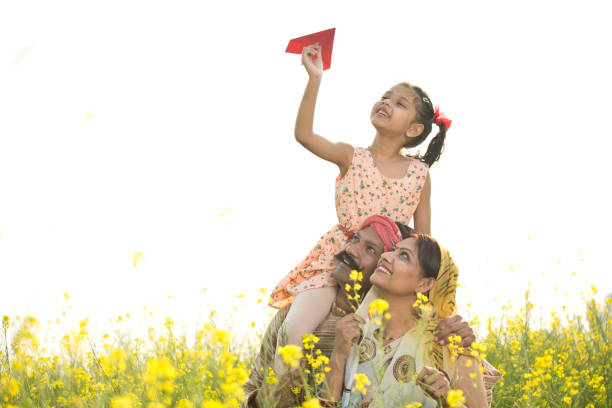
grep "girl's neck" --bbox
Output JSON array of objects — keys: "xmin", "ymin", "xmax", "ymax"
[
  {"xmin": 382, "ymin": 294, "xmax": 418, "ymax": 340},
  {"xmin": 369, "ymin": 132, "xmax": 406, "ymax": 161}
]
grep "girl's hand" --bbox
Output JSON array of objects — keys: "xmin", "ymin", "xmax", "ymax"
[
  {"xmin": 334, "ymin": 313, "xmax": 362, "ymax": 358},
  {"xmin": 301, "ymin": 43, "xmax": 323, "ymax": 79},
  {"xmin": 417, "ymin": 366, "xmax": 450, "ymax": 400}
]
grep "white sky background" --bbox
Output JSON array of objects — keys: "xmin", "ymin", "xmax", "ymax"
[{"xmin": 1, "ymin": 0, "xmax": 611, "ymax": 339}]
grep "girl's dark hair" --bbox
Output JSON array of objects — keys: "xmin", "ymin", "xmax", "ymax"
[
  {"xmin": 407, "ymin": 233, "xmax": 441, "ymax": 279},
  {"xmin": 398, "ymin": 82, "xmax": 447, "ymax": 167},
  {"xmin": 395, "ymin": 222, "xmax": 414, "ymax": 239}
]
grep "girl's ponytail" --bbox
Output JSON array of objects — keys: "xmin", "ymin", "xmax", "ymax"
[
  {"xmin": 421, "ymin": 122, "xmax": 447, "ymax": 167},
  {"xmin": 398, "ymin": 82, "xmax": 452, "ymax": 167}
]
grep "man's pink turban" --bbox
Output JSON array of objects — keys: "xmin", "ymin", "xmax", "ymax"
[{"xmin": 352, "ymin": 215, "xmax": 403, "ymax": 252}]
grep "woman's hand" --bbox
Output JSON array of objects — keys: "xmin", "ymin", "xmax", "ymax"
[
  {"xmin": 301, "ymin": 43, "xmax": 323, "ymax": 79},
  {"xmin": 417, "ymin": 366, "xmax": 450, "ymax": 400},
  {"xmin": 334, "ymin": 313, "xmax": 362, "ymax": 358}
]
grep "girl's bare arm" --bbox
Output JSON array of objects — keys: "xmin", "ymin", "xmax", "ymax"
[
  {"xmin": 295, "ymin": 44, "xmax": 353, "ymax": 176},
  {"xmin": 413, "ymin": 173, "xmax": 431, "ymax": 234}
]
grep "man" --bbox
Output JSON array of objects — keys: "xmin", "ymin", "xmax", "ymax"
[{"xmin": 243, "ymin": 216, "xmax": 494, "ymax": 407}]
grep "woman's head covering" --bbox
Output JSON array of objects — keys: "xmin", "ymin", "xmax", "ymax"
[{"xmin": 425, "ymin": 246, "xmax": 459, "ymax": 369}]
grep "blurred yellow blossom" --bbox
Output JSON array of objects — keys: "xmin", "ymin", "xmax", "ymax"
[
  {"xmin": 132, "ymin": 251, "xmax": 145, "ymax": 267},
  {"xmin": 352, "ymin": 373, "xmax": 371, "ymax": 395},
  {"xmin": 368, "ymin": 299, "xmax": 389, "ymax": 318},
  {"xmin": 446, "ymin": 389, "xmax": 466, "ymax": 407},
  {"xmin": 301, "ymin": 399, "xmax": 321, "ymax": 408},
  {"xmin": 278, "ymin": 345, "xmax": 303, "ymax": 368}
]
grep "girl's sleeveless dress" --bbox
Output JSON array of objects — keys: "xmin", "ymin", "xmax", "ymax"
[{"xmin": 269, "ymin": 147, "xmax": 429, "ymax": 309}]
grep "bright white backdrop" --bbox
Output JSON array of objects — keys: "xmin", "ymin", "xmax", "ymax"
[{"xmin": 1, "ymin": 0, "xmax": 611, "ymax": 337}]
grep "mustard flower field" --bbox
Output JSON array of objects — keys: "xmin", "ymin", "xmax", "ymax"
[{"xmin": 1, "ymin": 289, "xmax": 610, "ymax": 408}]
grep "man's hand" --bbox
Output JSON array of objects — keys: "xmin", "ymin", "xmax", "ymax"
[
  {"xmin": 434, "ymin": 315, "xmax": 476, "ymax": 347},
  {"xmin": 334, "ymin": 313, "xmax": 362, "ymax": 358}
]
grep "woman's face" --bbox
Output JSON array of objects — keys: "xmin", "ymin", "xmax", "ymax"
[{"xmin": 370, "ymin": 237, "xmax": 436, "ymax": 296}]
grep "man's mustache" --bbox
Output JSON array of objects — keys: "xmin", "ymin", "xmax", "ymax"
[{"xmin": 335, "ymin": 250, "xmax": 359, "ymax": 271}]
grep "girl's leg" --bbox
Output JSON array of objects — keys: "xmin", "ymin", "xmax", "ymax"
[{"xmin": 274, "ymin": 286, "xmax": 337, "ymax": 374}]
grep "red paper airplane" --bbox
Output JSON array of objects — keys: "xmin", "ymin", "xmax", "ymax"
[{"xmin": 285, "ymin": 28, "xmax": 336, "ymax": 70}]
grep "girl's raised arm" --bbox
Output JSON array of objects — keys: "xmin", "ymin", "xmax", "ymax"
[
  {"xmin": 295, "ymin": 44, "xmax": 353, "ymax": 176},
  {"xmin": 413, "ymin": 173, "xmax": 431, "ymax": 235}
]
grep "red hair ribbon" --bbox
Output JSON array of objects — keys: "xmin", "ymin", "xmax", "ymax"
[
  {"xmin": 433, "ymin": 106, "xmax": 452, "ymax": 130},
  {"xmin": 342, "ymin": 215, "xmax": 402, "ymax": 252}
]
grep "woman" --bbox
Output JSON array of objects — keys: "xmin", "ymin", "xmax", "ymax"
[{"xmin": 323, "ymin": 233, "xmax": 488, "ymax": 407}]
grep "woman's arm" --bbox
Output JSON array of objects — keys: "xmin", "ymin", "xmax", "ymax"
[
  {"xmin": 295, "ymin": 44, "xmax": 354, "ymax": 176},
  {"xmin": 413, "ymin": 173, "xmax": 431, "ymax": 235}
]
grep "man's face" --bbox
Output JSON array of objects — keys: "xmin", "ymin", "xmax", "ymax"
[{"xmin": 332, "ymin": 226, "xmax": 385, "ymax": 292}]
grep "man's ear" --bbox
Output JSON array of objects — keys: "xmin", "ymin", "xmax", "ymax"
[{"xmin": 416, "ymin": 277, "xmax": 436, "ymax": 294}]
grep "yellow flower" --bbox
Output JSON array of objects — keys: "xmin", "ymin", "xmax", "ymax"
[
  {"xmin": 352, "ymin": 373, "xmax": 371, "ymax": 395},
  {"xmin": 132, "ymin": 251, "xmax": 145, "ymax": 267},
  {"xmin": 210, "ymin": 329, "xmax": 231, "ymax": 345},
  {"xmin": 176, "ymin": 399, "xmax": 194, "ymax": 408},
  {"xmin": 406, "ymin": 403, "xmax": 422, "ymax": 408},
  {"xmin": 110, "ymin": 394, "xmax": 140, "ymax": 408},
  {"xmin": 201, "ymin": 401, "xmax": 226, "ymax": 408},
  {"xmin": 302, "ymin": 333, "xmax": 320, "ymax": 350},
  {"xmin": 349, "ymin": 270, "xmax": 363, "ymax": 281},
  {"xmin": 6, "ymin": 378, "xmax": 19, "ymax": 397},
  {"xmin": 266, "ymin": 367, "xmax": 277, "ymax": 384},
  {"xmin": 446, "ymin": 389, "xmax": 466, "ymax": 407},
  {"xmin": 2, "ymin": 315, "xmax": 8, "ymax": 330},
  {"xmin": 278, "ymin": 344, "xmax": 303, "ymax": 367},
  {"xmin": 562, "ymin": 396, "xmax": 571, "ymax": 404},
  {"xmin": 292, "ymin": 387, "xmax": 301, "ymax": 395},
  {"xmin": 110, "ymin": 396, "xmax": 133, "ymax": 408},
  {"xmin": 302, "ymin": 399, "xmax": 321, "ymax": 408},
  {"xmin": 368, "ymin": 299, "xmax": 389, "ymax": 318},
  {"xmin": 412, "ymin": 292, "xmax": 430, "ymax": 310}
]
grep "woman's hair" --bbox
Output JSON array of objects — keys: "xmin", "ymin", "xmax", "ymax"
[
  {"xmin": 398, "ymin": 82, "xmax": 447, "ymax": 167},
  {"xmin": 408, "ymin": 233, "xmax": 441, "ymax": 279}
]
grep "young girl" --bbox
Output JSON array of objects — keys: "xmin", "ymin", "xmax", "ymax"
[{"xmin": 271, "ymin": 43, "xmax": 451, "ymax": 370}]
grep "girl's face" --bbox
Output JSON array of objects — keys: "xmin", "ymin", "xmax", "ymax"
[
  {"xmin": 370, "ymin": 237, "xmax": 436, "ymax": 296},
  {"xmin": 370, "ymin": 85, "xmax": 424, "ymax": 139}
]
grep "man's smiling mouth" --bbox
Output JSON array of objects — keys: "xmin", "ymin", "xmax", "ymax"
[{"xmin": 337, "ymin": 251, "xmax": 359, "ymax": 271}]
